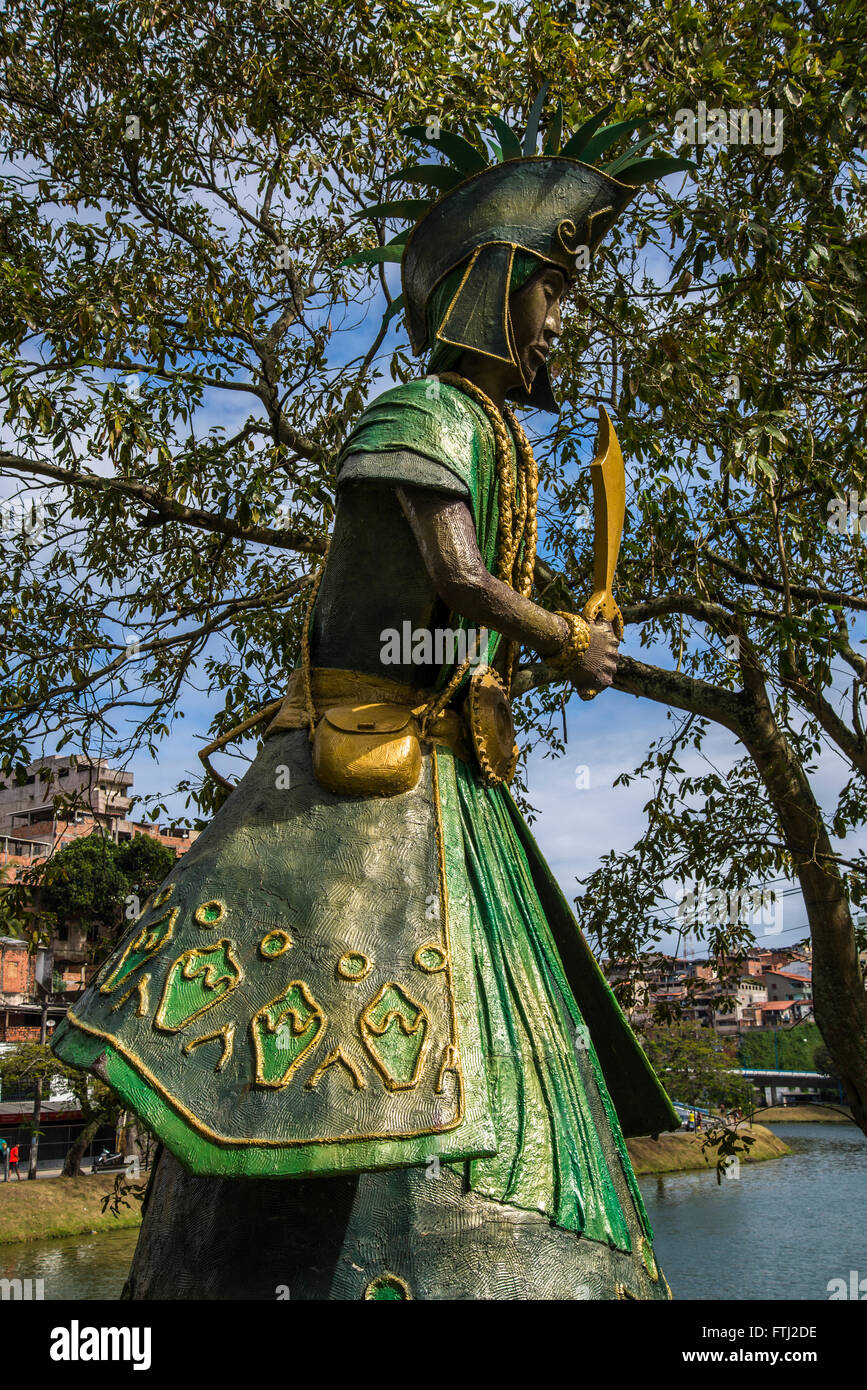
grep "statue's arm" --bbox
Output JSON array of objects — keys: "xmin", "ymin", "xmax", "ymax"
[{"xmin": 396, "ymin": 485, "xmax": 619, "ymax": 689}]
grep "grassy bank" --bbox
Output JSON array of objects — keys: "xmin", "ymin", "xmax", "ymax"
[
  {"xmin": 754, "ymin": 1104, "xmax": 853, "ymax": 1124},
  {"xmin": 627, "ymin": 1123, "xmax": 789, "ymax": 1176},
  {"xmin": 0, "ymin": 1175, "xmax": 146, "ymax": 1245},
  {"xmin": 0, "ymin": 1123, "xmax": 797, "ymax": 1246}
]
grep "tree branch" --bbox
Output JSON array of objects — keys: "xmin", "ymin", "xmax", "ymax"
[
  {"xmin": 0, "ymin": 453, "xmax": 325, "ymax": 556},
  {"xmin": 704, "ymin": 548, "xmax": 867, "ymax": 614}
]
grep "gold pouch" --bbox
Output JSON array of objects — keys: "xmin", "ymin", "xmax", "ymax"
[{"xmin": 312, "ymin": 702, "xmax": 422, "ymax": 797}]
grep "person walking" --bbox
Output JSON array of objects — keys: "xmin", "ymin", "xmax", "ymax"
[
  {"xmin": 0, "ymin": 1138, "xmax": 8, "ymax": 1181},
  {"xmin": 8, "ymin": 1143, "xmax": 21, "ymax": 1179}
]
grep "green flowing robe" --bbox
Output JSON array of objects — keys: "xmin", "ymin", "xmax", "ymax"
[{"xmin": 52, "ymin": 379, "xmax": 677, "ymax": 1259}]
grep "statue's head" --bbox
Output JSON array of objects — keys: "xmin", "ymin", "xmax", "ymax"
[
  {"xmin": 344, "ymin": 90, "xmax": 694, "ymax": 413},
  {"xmin": 425, "ymin": 249, "xmax": 569, "ymax": 411}
]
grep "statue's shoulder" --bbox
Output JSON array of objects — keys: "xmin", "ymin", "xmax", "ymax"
[{"xmin": 340, "ymin": 378, "xmax": 492, "ymax": 468}]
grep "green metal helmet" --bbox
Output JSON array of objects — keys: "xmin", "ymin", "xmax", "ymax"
[{"xmin": 343, "ymin": 88, "xmax": 694, "ymax": 412}]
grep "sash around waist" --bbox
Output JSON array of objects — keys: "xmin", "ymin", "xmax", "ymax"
[{"xmin": 264, "ymin": 666, "xmax": 473, "ymax": 763}]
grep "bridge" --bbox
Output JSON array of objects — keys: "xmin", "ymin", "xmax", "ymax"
[
  {"xmin": 671, "ymin": 1070, "xmax": 842, "ymax": 1118},
  {"xmin": 737, "ymin": 1067, "xmax": 840, "ymax": 1107}
]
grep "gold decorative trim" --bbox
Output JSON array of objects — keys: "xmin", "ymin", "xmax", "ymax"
[
  {"xmin": 363, "ymin": 1272, "xmax": 412, "ymax": 1301},
  {"xmin": 259, "ymin": 929, "xmax": 292, "ymax": 959},
  {"xmin": 414, "ymin": 942, "xmax": 448, "ymax": 974},
  {"xmin": 251, "ymin": 980, "xmax": 325, "ymax": 1089},
  {"xmin": 399, "ymin": 153, "xmax": 634, "ymax": 353},
  {"xmin": 434, "ymin": 241, "xmax": 518, "ymax": 367},
  {"xmin": 555, "ymin": 216, "xmax": 579, "ymax": 256},
  {"xmin": 585, "ymin": 204, "xmax": 614, "ymax": 248},
  {"xmin": 109, "ymin": 973, "xmax": 150, "ymax": 1017},
  {"xmin": 60, "ymin": 752, "xmax": 468, "ymax": 1150},
  {"xmin": 153, "ymin": 940, "xmax": 242, "ymax": 1033},
  {"xmin": 183, "ymin": 1023, "xmax": 235, "ymax": 1073},
  {"xmin": 435, "ymin": 1043, "xmax": 460, "ymax": 1094},
  {"xmin": 336, "ymin": 950, "xmax": 372, "ymax": 981},
  {"xmin": 98, "ymin": 886, "xmax": 177, "ymax": 994},
  {"xmin": 432, "ymin": 749, "xmax": 465, "ymax": 1108},
  {"xmin": 67, "ymin": 1002, "xmax": 466, "ymax": 1148},
  {"xmin": 194, "ymin": 899, "xmax": 227, "ymax": 928},
  {"xmin": 616, "ymin": 1283, "xmax": 639, "ymax": 1300},
  {"xmin": 359, "ymin": 981, "xmax": 429, "ymax": 1092},
  {"xmin": 305, "ymin": 1047, "xmax": 366, "ymax": 1091}
]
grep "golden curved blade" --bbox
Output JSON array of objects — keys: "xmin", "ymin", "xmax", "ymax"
[{"xmin": 584, "ymin": 404, "xmax": 625, "ymax": 625}]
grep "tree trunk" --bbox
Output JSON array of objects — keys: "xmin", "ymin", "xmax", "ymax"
[
  {"xmin": 738, "ymin": 701, "xmax": 867, "ymax": 1134},
  {"xmin": 62, "ymin": 1114, "xmax": 103, "ymax": 1177},
  {"xmin": 607, "ymin": 653, "xmax": 867, "ymax": 1136},
  {"xmin": 26, "ymin": 1078, "xmax": 42, "ymax": 1180}
]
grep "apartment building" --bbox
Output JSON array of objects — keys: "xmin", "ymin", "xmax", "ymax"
[{"xmin": 0, "ymin": 754, "xmax": 199, "ymax": 1042}]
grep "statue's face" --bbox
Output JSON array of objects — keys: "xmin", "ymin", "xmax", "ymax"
[{"xmin": 508, "ymin": 264, "xmax": 568, "ymax": 389}]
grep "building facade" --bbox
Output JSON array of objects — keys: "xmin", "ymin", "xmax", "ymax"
[{"xmin": 0, "ymin": 755, "xmax": 198, "ymax": 1043}]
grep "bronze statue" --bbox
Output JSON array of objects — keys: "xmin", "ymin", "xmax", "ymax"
[{"xmin": 53, "ymin": 96, "xmax": 692, "ymax": 1300}]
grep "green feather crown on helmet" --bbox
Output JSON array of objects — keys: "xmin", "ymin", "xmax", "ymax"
[{"xmin": 342, "ymin": 86, "xmax": 695, "ymax": 412}]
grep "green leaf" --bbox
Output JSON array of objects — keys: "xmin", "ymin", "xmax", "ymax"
[
  {"xmin": 578, "ymin": 117, "xmax": 649, "ymax": 165},
  {"xmin": 339, "ymin": 245, "xmax": 405, "ymax": 268},
  {"xmin": 559, "ymin": 103, "xmax": 615, "ymax": 159},
  {"xmin": 400, "ymin": 126, "xmax": 488, "ymax": 174},
  {"xmin": 382, "ymin": 293, "xmax": 405, "ymax": 326},
  {"xmin": 614, "ymin": 156, "xmax": 697, "ymax": 186},
  {"xmin": 487, "ymin": 114, "xmax": 522, "ymax": 161},
  {"xmin": 393, "ymin": 163, "xmax": 463, "ymax": 193},
  {"xmin": 359, "ymin": 199, "xmax": 431, "ymax": 221},
  {"xmin": 522, "ymin": 82, "xmax": 550, "ymax": 156},
  {"xmin": 543, "ymin": 99, "xmax": 563, "ymax": 156},
  {"xmin": 605, "ymin": 133, "xmax": 657, "ymax": 174}
]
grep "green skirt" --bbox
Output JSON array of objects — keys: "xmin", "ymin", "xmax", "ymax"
[{"xmin": 53, "ymin": 728, "xmax": 672, "ymax": 1261}]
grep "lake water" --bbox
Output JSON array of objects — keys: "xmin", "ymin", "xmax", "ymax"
[
  {"xmin": 0, "ymin": 1224, "xmax": 138, "ymax": 1300},
  {"xmin": 2, "ymin": 1123, "xmax": 864, "ymax": 1300},
  {"xmin": 641, "ymin": 1123, "xmax": 867, "ymax": 1300}
]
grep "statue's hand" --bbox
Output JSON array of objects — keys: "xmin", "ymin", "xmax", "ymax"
[
  {"xmin": 570, "ymin": 618, "xmax": 619, "ymax": 693},
  {"xmin": 546, "ymin": 612, "xmax": 620, "ymax": 696}
]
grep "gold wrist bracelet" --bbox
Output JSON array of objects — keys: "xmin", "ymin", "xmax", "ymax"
[{"xmin": 547, "ymin": 611, "xmax": 592, "ymax": 676}]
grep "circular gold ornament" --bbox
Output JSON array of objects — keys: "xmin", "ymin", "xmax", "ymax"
[
  {"xmin": 467, "ymin": 666, "xmax": 518, "ymax": 788},
  {"xmin": 259, "ymin": 929, "xmax": 292, "ymax": 959},
  {"xmin": 336, "ymin": 951, "xmax": 372, "ymax": 981},
  {"xmin": 414, "ymin": 943, "xmax": 448, "ymax": 973},
  {"xmin": 194, "ymin": 899, "xmax": 226, "ymax": 927},
  {"xmin": 363, "ymin": 1272, "xmax": 412, "ymax": 1300}
]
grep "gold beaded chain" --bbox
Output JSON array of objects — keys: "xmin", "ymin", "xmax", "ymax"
[
  {"xmin": 301, "ymin": 539, "xmax": 330, "ymax": 742},
  {"xmin": 435, "ymin": 373, "xmax": 538, "ymax": 697},
  {"xmin": 437, "ymin": 373, "xmax": 538, "ymax": 599}
]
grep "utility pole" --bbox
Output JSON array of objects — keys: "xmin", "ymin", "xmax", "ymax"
[{"xmin": 27, "ymin": 987, "xmax": 49, "ymax": 1180}]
